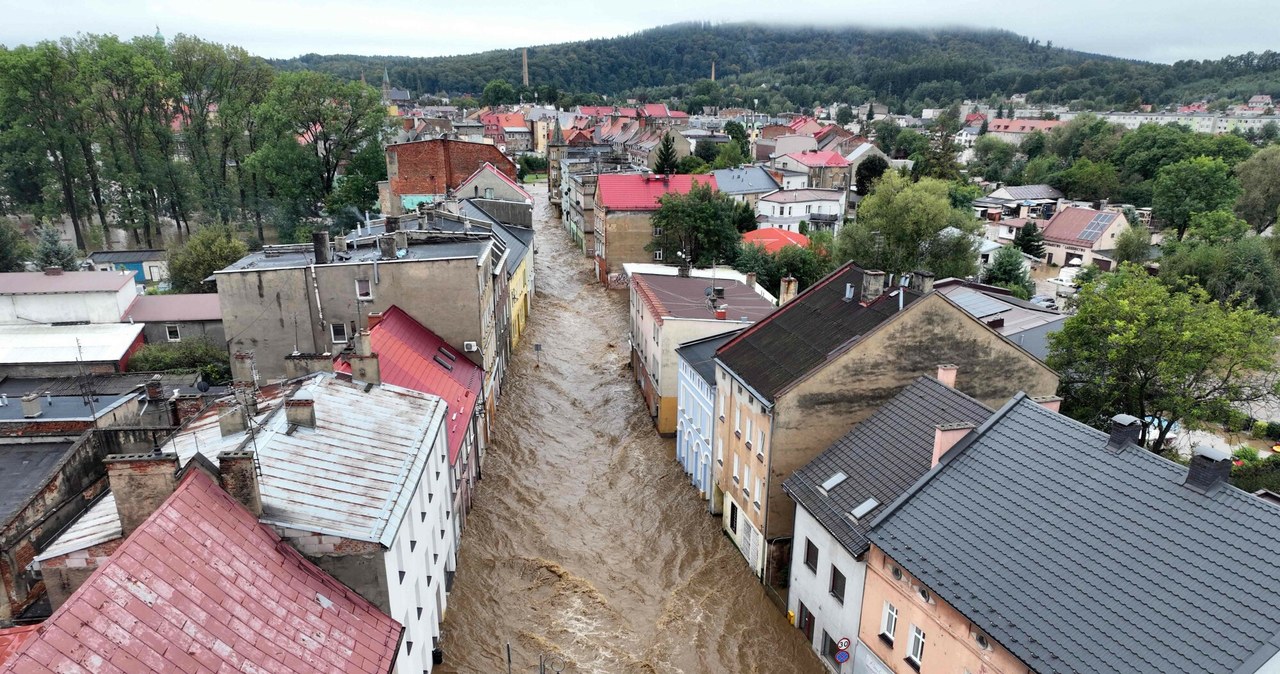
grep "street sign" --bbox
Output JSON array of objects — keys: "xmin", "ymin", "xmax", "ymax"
[
  {"xmin": 834, "ymin": 649, "xmax": 850, "ymax": 664},
  {"xmin": 837, "ymin": 637, "xmax": 851, "ymax": 651}
]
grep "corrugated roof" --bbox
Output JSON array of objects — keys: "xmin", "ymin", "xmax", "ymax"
[
  {"xmin": 595, "ymin": 174, "xmax": 717, "ymax": 211},
  {"xmin": 122, "ymin": 293, "xmax": 222, "ymax": 322},
  {"xmin": 871, "ymin": 396, "xmax": 1280, "ymax": 674},
  {"xmin": 0, "ymin": 323, "xmax": 143, "ymax": 364},
  {"xmin": 33, "ymin": 491, "xmax": 121, "ymax": 562},
  {"xmin": 86, "ymin": 249, "xmax": 166, "ymax": 264},
  {"xmin": 334, "ymin": 306, "xmax": 481, "ymax": 465},
  {"xmin": 4, "ymin": 470, "xmax": 401, "ymax": 674},
  {"xmin": 783, "ymin": 377, "xmax": 992, "ymax": 556},
  {"xmin": 675, "ymin": 330, "xmax": 741, "ymax": 386},
  {"xmin": 988, "ymin": 184, "xmax": 1064, "ymax": 201},
  {"xmin": 633, "ymin": 273, "xmax": 775, "ymax": 323},
  {"xmin": 0, "ymin": 270, "xmax": 134, "ymax": 294},
  {"xmin": 716, "ymin": 264, "xmax": 921, "ymax": 402}
]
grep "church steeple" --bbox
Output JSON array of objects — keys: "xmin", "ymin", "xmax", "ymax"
[{"xmin": 550, "ymin": 116, "xmax": 566, "ymax": 146}]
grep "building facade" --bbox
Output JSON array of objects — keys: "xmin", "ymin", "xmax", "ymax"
[
  {"xmin": 675, "ymin": 331, "xmax": 740, "ymax": 513},
  {"xmin": 593, "ymin": 174, "xmax": 717, "ymax": 284}
]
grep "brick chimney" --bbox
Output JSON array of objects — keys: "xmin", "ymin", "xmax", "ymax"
[
  {"xmin": 285, "ymin": 391, "xmax": 316, "ymax": 428},
  {"xmin": 936, "ymin": 364, "xmax": 958, "ymax": 388},
  {"xmin": 1183, "ymin": 445, "xmax": 1232, "ymax": 494},
  {"xmin": 106, "ymin": 453, "xmax": 180, "ymax": 537},
  {"xmin": 378, "ymin": 235, "xmax": 397, "ymax": 260},
  {"xmin": 908, "ymin": 270, "xmax": 935, "ymax": 294},
  {"xmin": 1107, "ymin": 414, "xmax": 1142, "ymax": 453},
  {"xmin": 145, "ymin": 374, "xmax": 164, "ymax": 400},
  {"xmin": 43, "ymin": 267, "xmax": 63, "ymax": 276},
  {"xmin": 174, "ymin": 393, "xmax": 205, "ymax": 425},
  {"xmin": 780, "ymin": 277, "xmax": 799, "ymax": 305},
  {"xmin": 367, "ymin": 312, "xmax": 385, "ymax": 331},
  {"xmin": 218, "ymin": 401, "xmax": 247, "ymax": 437},
  {"xmin": 21, "ymin": 393, "xmax": 41, "ymax": 419},
  {"xmin": 347, "ymin": 329, "xmax": 381, "ymax": 386},
  {"xmin": 312, "ymin": 230, "xmax": 331, "ymax": 265},
  {"xmin": 218, "ymin": 451, "xmax": 262, "ymax": 516},
  {"xmin": 230, "ymin": 351, "xmax": 257, "ymax": 385},
  {"xmin": 932, "ymin": 423, "xmax": 975, "ymax": 467},
  {"xmin": 1031, "ymin": 395, "xmax": 1063, "ymax": 413},
  {"xmin": 861, "ymin": 270, "xmax": 886, "ymax": 303}
]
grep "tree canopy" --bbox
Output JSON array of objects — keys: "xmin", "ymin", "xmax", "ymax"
[
  {"xmin": 1152, "ymin": 156, "xmax": 1242, "ymax": 240},
  {"xmin": 646, "ymin": 183, "xmax": 741, "ymax": 267},
  {"xmin": 168, "ymin": 225, "xmax": 248, "ymax": 293}
]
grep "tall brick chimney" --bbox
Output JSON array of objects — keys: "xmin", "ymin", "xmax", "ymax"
[
  {"xmin": 218, "ymin": 451, "xmax": 262, "ymax": 516},
  {"xmin": 174, "ymin": 393, "xmax": 205, "ymax": 425},
  {"xmin": 285, "ymin": 391, "xmax": 316, "ymax": 428},
  {"xmin": 347, "ymin": 329, "xmax": 381, "ymax": 386},
  {"xmin": 861, "ymin": 270, "xmax": 886, "ymax": 303},
  {"xmin": 780, "ymin": 277, "xmax": 799, "ymax": 305},
  {"xmin": 106, "ymin": 453, "xmax": 180, "ymax": 537},
  {"xmin": 145, "ymin": 374, "xmax": 164, "ymax": 400}
]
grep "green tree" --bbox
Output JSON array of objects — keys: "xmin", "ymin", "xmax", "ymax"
[
  {"xmin": 734, "ymin": 242, "xmax": 778, "ymax": 293},
  {"xmin": 127, "ymin": 337, "xmax": 231, "ymax": 383},
  {"xmin": 1112, "ymin": 224, "xmax": 1152, "ymax": 264},
  {"xmin": 723, "ymin": 120, "xmax": 749, "ymax": 157},
  {"xmin": 971, "ymin": 135, "xmax": 1017, "ymax": 181},
  {"xmin": 1020, "ymin": 155, "xmax": 1062, "ymax": 185},
  {"xmin": 774, "ymin": 243, "xmax": 829, "ymax": 291},
  {"xmin": 480, "ymin": 79, "xmax": 516, "ymax": 106},
  {"xmin": 654, "ymin": 132, "xmax": 679, "ymax": 174},
  {"xmin": 646, "ymin": 183, "xmax": 740, "ymax": 267},
  {"xmin": 1234, "ymin": 145, "xmax": 1280, "ymax": 233},
  {"xmin": 0, "ymin": 222, "xmax": 31, "ymax": 271},
  {"xmin": 693, "ymin": 140, "xmax": 720, "ymax": 164},
  {"xmin": 1152, "ymin": 156, "xmax": 1242, "ymax": 239},
  {"xmin": 1052, "ymin": 158, "xmax": 1119, "ymax": 202},
  {"xmin": 982, "ymin": 245, "xmax": 1033, "ymax": 297},
  {"xmin": 835, "ymin": 172, "xmax": 979, "ymax": 277},
  {"xmin": 1021, "ymin": 130, "xmax": 1047, "ymax": 159},
  {"xmin": 978, "ymin": 117, "xmax": 989, "ymax": 136},
  {"xmin": 675, "ymin": 155, "xmax": 708, "ymax": 174},
  {"xmin": 854, "ymin": 155, "xmax": 890, "ymax": 194},
  {"xmin": 836, "ymin": 105, "xmax": 854, "ymax": 126},
  {"xmin": 1186, "ymin": 209, "xmax": 1248, "ymax": 245},
  {"xmin": 1161, "ymin": 237, "xmax": 1280, "ymax": 313},
  {"xmin": 34, "ymin": 225, "xmax": 78, "ymax": 270},
  {"xmin": 710, "ymin": 140, "xmax": 746, "ymax": 169},
  {"xmin": 1049, "ymin": 264, "xmax": 1280, "ymax": 452},
  {"xmin": 1012, "ymin": 220, "xmax": 1046, "ymax": 258},
  {"xmin": 168, "ymin": 225, "xmax": 248, "ymax": 293},
  {"xmin": 326, "ymin": 138, "xmax": 387, "ymax": 224}
]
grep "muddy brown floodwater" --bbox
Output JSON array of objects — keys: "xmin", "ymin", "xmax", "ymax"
[{"xmin": 437, "ymin": 185, "xmax": 824, "ymax": 674}]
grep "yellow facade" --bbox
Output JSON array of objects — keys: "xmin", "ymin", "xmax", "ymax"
[{"xmin": 508, "ymin": 255, "xmax": 531, "ymax": 349}]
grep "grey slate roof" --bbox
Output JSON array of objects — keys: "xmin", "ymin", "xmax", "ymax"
[
  {"xmin": 993, "ymin": 184, "xmax": 1064, "ymax": 201},
  {"xmin": 716, "ymin": 264, "xmax": 922, "ymax": 403},
  {"xmin": 675, "ymin": 330, "xmax": 741, "ymax": 387},
  {"xmin": 783, "ymin": 377, "xmax": 992, "ymax": 557},
  {"xmin": 712, "ymin": 166, "xmax": 781, "ymax": 195},
  {"xmin": 870, "ymin": 395, "xmax": 1280, "ymax": 674},
  {"xmin": 87, "ymin": 249, "xmax": 166, "ymax": 264}
]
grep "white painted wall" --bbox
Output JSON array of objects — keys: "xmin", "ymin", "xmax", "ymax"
[
  {"xmin": 0, "ymin": 283, "xmax": 138, "ymax": 325},
  {"xmin": 788, "ymin": 506, "xmax": 867, "ymax": 673},
  {"xmin": 384, "ymin": 422, "xmax": 454, "ymax": 674},
  {"xmin": 676, "ymin": 356, "xmax": 715, "ymax": 505},
  {"xmin": 722, "ymin": 492, "xmax": 766, "ymax": 577}
]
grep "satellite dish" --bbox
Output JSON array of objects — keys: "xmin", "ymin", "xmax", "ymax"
[{"xmin": 196, "ymin": 380, "xmax": 211, "ymax": 393}]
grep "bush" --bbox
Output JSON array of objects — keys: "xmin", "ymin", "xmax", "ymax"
[
  {"xmin": 1254, "ymin": 421, "xmax": 1271, "ymax": 439},
  {"xmin": 1231, "ymin": 454, "xmax": 1280, "ymax": 494},
  {"xmin": 128, "ymin": 338, "xmax": 231, "ymax": 384}
]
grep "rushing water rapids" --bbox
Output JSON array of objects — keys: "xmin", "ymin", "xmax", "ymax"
[{"xmin": 437, "ymin": 185, "xmax": 823, "ymax": 674}]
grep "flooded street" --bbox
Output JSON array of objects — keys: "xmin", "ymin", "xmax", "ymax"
[{"xmin": 439, "ymin": 184, "xmax": 823, "ymax": 674}]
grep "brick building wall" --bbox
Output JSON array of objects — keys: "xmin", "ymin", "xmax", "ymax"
[{"xmin": 385, "ymin": 139, "xmax": 517, "ymax": 212}]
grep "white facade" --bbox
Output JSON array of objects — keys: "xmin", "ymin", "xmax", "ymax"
[
  {"xmin": 756, "ymin": 189, "xmax": 847, "ymax": 234},
  {"xmin": 676, "ymin": 355, "xmax": 716, "ymax": 509},
  {"xmin": 789, "ymin": 506, "xmax": 867, "ymax": 673},
  {"xmin": 0, "ymin": 277, "xmax": 137, "ymax": 325},
  {"xmin": 1056, "ymin": 110, "xmax": 1280, "ymax": 135},
  {"xmin": 722, "ymin": 491, "xmax": 766, "ymax": 577}
]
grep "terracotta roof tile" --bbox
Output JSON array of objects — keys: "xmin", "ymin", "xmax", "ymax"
[
  {"xmin": 1, "ymin": 471, "xmax": 401, "ymax": 674},
  {"xmin": 595, "ymin": 174, "xmax": 717, "ymax": 211},
  {"xmin": 742, "ymin": 228, "xmax": 811, "ymax": 254},
  {"xmin": 782, "ymin": 150, "xmax": 850, "ymax": 168}
]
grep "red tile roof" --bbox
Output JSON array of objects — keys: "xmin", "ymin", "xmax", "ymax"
[
  {"xmin": 0, "ymin": 470, "xmax": 401, "ymax": 674},
  {"xmin": 122, "ymin": 293, "xmax": 222, "ymax": 322},
  {"xmin": 595, "ymin": 174, "xmax": 717, "ymax": 211},
  {"xmin": 457, "ymin": 162, "xmax": 533, "ymax": 202},
  {"xmin": 787, "ymin": 116, "xmax": 816, "ymax": 131},
  {"xmin": 988, "ymin": 118, "xmax": 1065, "ymax": 133},
  {"xmin": 782, "ymin": 150, "xmax": 850, "ymax": 168},
  {"xmin": 333, "ymin": 306, "xmax": 482, "ymax": 465},
  {"xmin": 0, "ymin": 626, "xmax": 36, "ymax": 666},
  {"xmin": 743, "ymin": 228, "xmax": 811, "ymax": 254},
  {"xmin": 1041, "ymin": 207, "xmax": 1121, "ymax": 248}
]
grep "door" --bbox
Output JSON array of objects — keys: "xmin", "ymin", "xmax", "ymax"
[
  {"xmin": 729, "ymin": 502, "xmax": 739, "ymax": 535},
  {"xmin": 797, "ymin": 602, "xmax": 815, "ymax": 643}
]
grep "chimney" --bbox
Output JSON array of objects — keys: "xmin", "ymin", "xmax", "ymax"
[
  {"xmin": 218, "ymin": 401, "xmax": 247, "ymax": 437},
  {"xmin": 1183, "ymin": 445, "xmax": 1232, "ymax": 494},
  {"xmin": 21, "ymin": 393, "xmax": 42, "ymax": 419},
  {"xmin": 43, "ymin": 266, "xmax": 63, "ymax": 276},
  {"xmin": 347, "ymin": 334, "xmax": 382, "ymax": 386},
  {"xmin": 402, "ymin": 117, "xmax": 414, "ymax": 131},
  {"xmin": 218, "ymin": 450, "xmax": 262, "ymax": 516},
  {"xmin": 354, "ymin": 328, "xmax": 373, "ymax": 357},
  {"xmin": 677, "ymin": 264, "xmax": 691, "ymax": 278},
  {"xmin": 394, "ymin": 230, "xmax": 408, "ymax": 252},
  {"xmin": 780, "ymin": 277, "xmax": 799, "ymax": 305},
  {"xmin": 335, "ymin": 235, "xmax": 348, "ymax": 253},
  {"xmin": 745, "ymin": 272, "xmax": 757, "ymax": 289},
  {"xmin": 285, "ymin": 391, "xmax": 316, "ymax": 428},
  {"xmin": 861, "ymin": 270, "xmax": 886, "ymax": 303},
  {"xmin": 145, "ymin": 374, "xmax": 163, "ymax": 400},
  {"xmin": 907, "ymin": 270, "xmax": 934, "ymax": 294},
  {"xmin": 932, "ymin": 423, "xmax": 975, "ymax": 467},
  {"xmin": 378, "ymin": 235, "xmax": 397, "ymax": 260},
  {"xmin": 936, "ymin": 364, "xmax": 958, "ymax": 388},
  {"xmin": 1107, "ymin": 414, "xmax": 1143, "ymax": 453},
  {"xmin": 106, "ymin": 452, "xmax": 179, "ymax": 537},
  {"xmin": 1031, "ymin": 395, "xmax": 1063, "ymax": 413},
  {"xmin": 385, "ymin": 216, "xmax": 400, "ymax": 233},
  {"xmin": 174, "ymin": 393, "xmax": 205, "ymax": 425},
  {"xmin": 231, "ymin": 351, "xmax": 257, "ymax": 385},
  {"xmin": 312, "ymin": 230, "xmax": 331, "ymax": 265},
  {"xmin": 367, "ymin": 312, "xmax": 385, "ymax": 331},
  {"xmin": 715, "ymin": 307, "xmax": 727, "ymax": 320}
]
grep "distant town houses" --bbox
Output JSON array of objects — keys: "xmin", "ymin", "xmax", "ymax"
[{"xmin": 593, "ymin": 173, "xmax": 716, "ymax": 285}]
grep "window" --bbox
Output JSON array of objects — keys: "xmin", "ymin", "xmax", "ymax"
[
  {"xmin": 803, "ymin": 539, "xmax": 818, "ymax": 572},
  {"xmin": 165, "ymin": 324, "xmax": 181, "ymax": 342},
  {"xmin": 829, "ymin": 566, "xmax": 846, "ymax": 604},
  {"xmin": 891, "ymin": 565, "xmax": 904, "ymax": 581},
  {"xmin": 822, "ymin": 631, "xmax": 840, "ymax": 664},
  {"xmin": 757, "ymin": 430, "xmax": 766, "ymax": 458},
  {"xmin": 732, "ymin": 454, "xmax": 740, "ymax": 484},
  {"xmin": 729, "ymin": 502, "xmax": 738, "ymax": 534},
  {"xmin": 718, "ymin": 393, "xmax": 726, "ymax": 422},
  {"xmin": 733, "ymin": 406, "xmax": 741, "ymax": 434},
  {"xmin": 743, "ymin": 464, "xmax": 751, "ymax": 493},
  {"xmin": 484, "ymin": 187, "xmax": 494, "ymax": 199},
  {"xmin": 907, "ymin": 625, "xmax": 926, "ymax": 668},
  {"xmin": 653, "ymin": 250, "xmax": 663, "ymax": 261},
  {"xmin": 879, "ymin": 602, "xmax": 898, "ymax": 644},
  {"xmin": 716, "ymin": 437, "xmax": 724, "ymax": 466},
  {"xmin": 652, "ymin": 226, "xmax": 663, "ymax": 236},
  {"xmin": 754, "ymin": 477, "xmax": 763, "ymax": 509},
  {"xmin": 330, "ymin": 322, "xmax": 348, "ymax": 344},
  {"xmin": 918, "ymin": 587, "xmax": 932, "ymax": 604},
  {"xmin": 356, "ymin": 278, "xmax": 373, "ymax": 300}
]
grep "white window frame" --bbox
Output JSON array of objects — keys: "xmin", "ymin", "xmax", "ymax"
[
  {"xmin": 733, "ymin": 406, "xmax": 741, "ymax": 434},
  {"xmin": 356, "ymin": 278, "xmax": 373, "ymax": 301},
  {"xmin": 754, "ymin": 476, "xmax": 763, "ymax": 509},
  {"xmin": 880, "ymin": 602, "xmax": 898, "ymax": 642},
  {"xmin": 908, "ymin": 625, "xmax": 926, "ymax": 665},
  {"xmin": 165, "ymin": 323, "xmax": 181, "ymax": 342},
  {"xmin": 716, "ymin": 437, "xmax": 724, "ymax": 465},
  {"xmin": 743, "ymin": 463, "xmax": 751, "ymax": 495},
  {"xmin": 653, "ymin": 250, "xmax": 663, "ymax": 261},
  {"xmin": 330, "ymin": 322, "xmax": 348, "ymax": 344},
  {"xmin": 732, "ymin": 454, "xmax": 740, "ymax": 484}
]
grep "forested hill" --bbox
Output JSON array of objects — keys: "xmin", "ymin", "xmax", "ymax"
[{"xmin": 270, "ymin": 23, "xmax": 1280, "ymax": 111}]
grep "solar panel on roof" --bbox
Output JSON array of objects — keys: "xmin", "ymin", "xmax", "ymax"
[
  {"xmin": 1079, "ymin": 213, "xmax": 1113, "ymax": 242},
  {"xmin": 950, "ymin": 291, "xmax": 1010, "ymax": 320}
]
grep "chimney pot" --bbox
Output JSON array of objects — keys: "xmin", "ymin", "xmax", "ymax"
[
  {"xmin": 21, "ymin": 393, "xmax": 42, "ymax": 418},
  {"xmin": 285, "ymin": 391, "xmax": 317, "ymax": 428},
  {"xmin": 378, "ymin": 235, "xmax": 397, "ymax": 260},
  {"xmin": 335, "ymin": 235, "xmax": 348, "ymax": 253},
  {"xmin": 933, "ymin": 422, "xmax": 975, "ymax": 467},
  {"xmin": 1107, "ymin": 414, "xmax": 1143, "ymax": 452},
  {"xmin": 106, "ymin": 453, "xmax": 180, "ymax": 537},
  {"xmin": 908, "ymin": 270, "xmax": 935, "ymax": 294},
  {"xmin": 936, "ymin": 364, "xmax": 958, "ymax": 388},
  {"xmin": 145, "ymin": 374, "xmax": 164, "ymax": 400},
  {"xmin": 1184, "ymin": 445, "xmax": 1232, "ymax": 494}
]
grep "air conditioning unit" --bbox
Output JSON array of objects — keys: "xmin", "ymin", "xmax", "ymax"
[{"xmin": 463, "ymin": 341, "xmax": 479, "ymax": 352}]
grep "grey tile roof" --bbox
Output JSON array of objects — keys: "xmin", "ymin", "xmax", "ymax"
[
  {"xmin": 870, "ymin": 395, "xmax": 1280, "ymax": 674},
  {"xmin": 711, "ymin": 166, "xmax": 781, "ymax": 195},
  {"xmin": 716, "ymin": 264, "xmax": 922, "ymax": 402},
  {"xmin": 675, "ymin": 330, "xmax": 741, "ymax": 387},
  {"xmin": 783, "ymin": 377, "xmax": 992, "ymax": 557}
]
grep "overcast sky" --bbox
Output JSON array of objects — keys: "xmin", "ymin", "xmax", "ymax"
[{"xmin": 0, "ymin": 0, "xmax": 1273, "ymax": 64}]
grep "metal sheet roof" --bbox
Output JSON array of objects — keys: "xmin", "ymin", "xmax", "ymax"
[
  {"xmin": 0, "ymin": 270, "xmax": 134, "ymax": 294},
  {"xmin": 0, "ymin": 324, "xmax": 143, "ymax": 364},
  {"xmin": 33, "ymin": 492, "xmax": 121, "ymax": 561}
]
